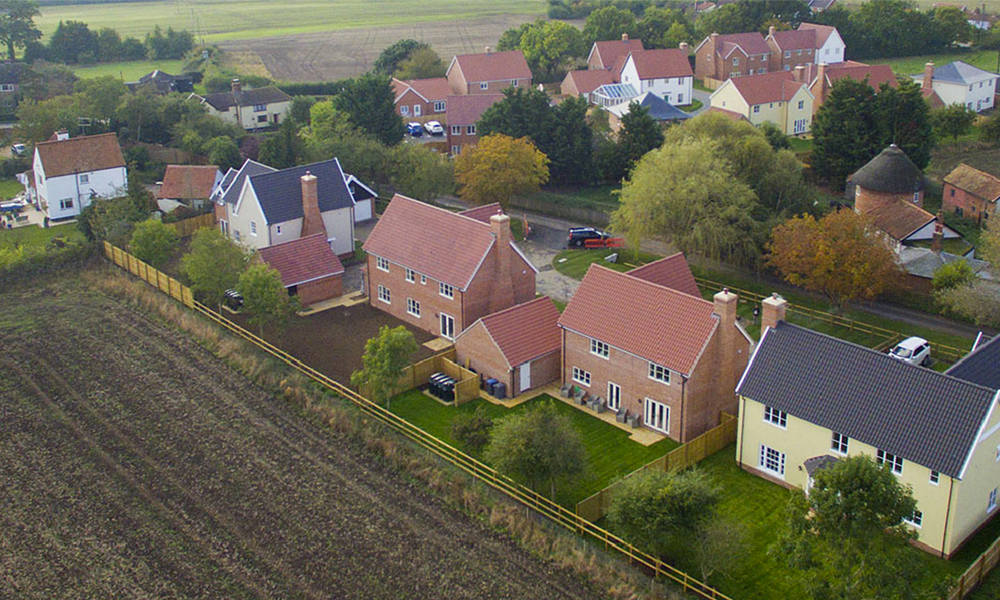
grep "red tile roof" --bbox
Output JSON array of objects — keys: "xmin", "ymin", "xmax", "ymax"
[
  {"xmin": 714, "ymin": 32, "xmax": 771, "ymax": 57},
  {"xmin": 258, "ymin": 233, "xmax": 345, "ymax": 288},
  {"xmin": 627, "ymin": 253, "xmax": 701, "ymax": 298},
  {"xmin": 921, "ymin": 87, "xmax": 945, "ymax": 108},
  {"xmin": 769, "ymin": 28, "xmax": 817, "ymax": 51},
  {"xmin": 363, "ymin": 194, "xmax": 498, "ymax": 290},
  {"xmin": 559, "ymin": 264, "xmax": 719, "ymax": 376},
  {"xmin": 861, "ymin": 202, "xmax": 935, "ymax": 242},
  {"xmin": 446, "ymin": 94, "xmax": 503, "ymax": 126},
  {"xmin": 824, "ymin": 63, "xmax": 897, "ymax": 90},
  {"xmin": 727, "ymin": 70, "xmax": 805, "ymax": 105},
  {"xmin": 158, "ymin": 165, "xmax": 220, "ymax": 200},
  {"xmin": 470, "ymin": 296, "xmax": 562, "ymax": 367},
  {"xmin": 591, "ymin": 38, "xmax": 645, "ymax": 69},
  {"xmin": 562, "ymin": 68, "xmax": 618, "ymax": 95},
  {"xmin": 627, "ymin": 49, "xmax": 693, "ymax": 80},
  {"xmin": 35, "ymin": 133, "xmax": 125, "ymax": 178},
  {"xmin": 944, "ymin": 164, "xmax": 1000, "ymax": 202},
  {"xmin": 392, "ymin": 77, "xmax": 450, "ymax": 103},
  {"xmin": 798, "ymin": 22, "xmax": 837, "ymax": 46},
  {"xmin": 451, "ymin": 50, "xmax": 531, "ymax": 83},
  {"xmin": 706, "ymin": 106, "xmax": 748, "ymax": 121},
  {"xmin": 459, "ymin": 203, "xmax": 504, "ymax": 223}
]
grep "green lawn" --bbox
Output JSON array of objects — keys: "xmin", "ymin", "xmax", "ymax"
[
  {"xmin": 71, "ymin": 59, "xmax": 187, "ymax": 81},
  {"xmin": 872, "ymin": 50, "xmax": 999, "ymax": 77},
  {"xmin": 788, "ymin": 137, "xmax": 813, "ymax": 154},
  {"xmin": 36, "ymin": 0, "xmax": 544, "ymax": 43},
  {"xmin": 0, "ymin": 178, "xmax": 23, "ymax": 200},
  {"xmin": 522, "ymin": 185, "xmax": 620, "ymax": 212},
  {"xmin": 680, "ymin": 99, "xmax": 703, "ymax": 113},
  {"xmin": 693, "ymin": 79, "xmax": 712, "ymax": 92},
  {"xmin": 389, "ymin": 390, "xmax": 679, "ymax": 507},
  {"xmin": 0, "ymin": 223, "xmax": 83, "ymax": 250}
]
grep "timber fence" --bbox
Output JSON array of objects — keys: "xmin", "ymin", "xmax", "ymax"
[
  {"xmin": 576, "ymin": 414, "xmax": 738, "ymax": 523},
  {"xmin": 362, "ymin": 348, "xmax": 480, "ymax": 405},
  {"xmin": 950, "ymin": 535, "xmax": 1000, "ymax": 599},
  {"xmin": 100, "ymin": 241, "xmax": 735, "ymax": 600},
  {"xmin": 170, "ymin": 213, "xmax": 216, "ymax": 238}
]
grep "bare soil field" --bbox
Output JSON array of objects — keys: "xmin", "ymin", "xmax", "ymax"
[
  {"xmin": 218, "ymin": 14, "xmax": 544, "ymax": 82},
  {"xmin": 0, "ymin": 275, "xmax": 604, "ymax": 600}
]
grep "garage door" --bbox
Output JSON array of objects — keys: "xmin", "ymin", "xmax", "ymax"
[{"xmin": 354, "ymin": 199, "xmax": 372, "ymax": 222}]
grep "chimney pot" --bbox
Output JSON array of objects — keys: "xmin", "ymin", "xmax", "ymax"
[
  {"xmin": 761, "ymin": 294, "xmax": 788, "ymax": 332},
  {"xmin": 769, "ymin": 25, "xmax": 776, "ymax": 36},
  {"xmin": 485, "ymin": 46, "xmax": 491, "ymax": 54},
  {"xmin": 622, "ymin": 33, "xmax": 629, "ymax": 42},
  {"xmin": 679, "ymin": 41, "xmax": 690, "ymax": 53},
  {"xmin": 231, "ymin": 78, "xmax": 242, "ymax": 93},
  {"xmin": 932, "ymin": 211, "xmax": 945, "ymax": 253}
]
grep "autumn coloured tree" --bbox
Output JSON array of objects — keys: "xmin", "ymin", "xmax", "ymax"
[
  {"xmin": 767, "ymin": 210, "xmax": 900, "ymax": 307},
  {"xmin": 454, "ymin": 134, "xmax": 549, "ymax": 207}
]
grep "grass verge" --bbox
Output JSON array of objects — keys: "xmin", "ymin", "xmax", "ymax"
[
  {"xmin": 680, "ymin": 99, "xmax": 703, "ymax": 113},
  {"xmin": 0, "ymin": 222, "xmax": 83, "ymax": 250}
]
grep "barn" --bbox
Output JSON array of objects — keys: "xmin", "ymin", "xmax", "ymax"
[{"xmin": 454, "ymin": 296, "xmax": 561, "ymax": 399}]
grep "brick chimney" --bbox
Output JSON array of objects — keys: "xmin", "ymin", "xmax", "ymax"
[
  {"xmin": 793, "ymin": 65, "xmax": 805, "ymax": 83},
  {"xmin": 932, "ymin": 212, "xmax": 945, "ymax": 253},
  {"xmin": 231, "ymin": 78, "xmax": 242, "ymax": 93},
  {"xmin": 769, "ymin": 25, "xmax": 776, "ymax": 37},
  {"xmin": 485, "ymin": 46, "xmax": 491, "ymax": 55},
  {"xmin": 923, "ymin": 62, "xmax": 934, "ymax": 90},
  {"xmin": 815, "ymin": 63, "xmax": 828, "ymax": 98},
  {"xmin": 679, "ymin": 41, "xmax": 690, "ymax": 53},
  {"xmin": 761, "ymin": 293, "xmax": 788, "ymax": 332},
  {"xmin": 622, "ymin": 33, "xmax": 629, "ymax": 42},
  {"xmin": 300, "ymin": 171, "xmax": 325, "ymax": 238},
  {"xmin": 489, "ymin": 213, "xmax": 515, "ymax": 312},
  {"xmin": 713, "ymin": 288, "xmax": 740, "ymax": 403}
]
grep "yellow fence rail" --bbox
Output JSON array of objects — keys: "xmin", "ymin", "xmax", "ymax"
[
  {"xmin": 576, "ymin": 414, "xmax": 738, "ymax": 522},
  {"xmin": 102, "ymin": 242, "xmax": 733, "ymax": 599},
  {"xmin": 171, "ymin": 213, "xmax": 216, "ymax": 238}
]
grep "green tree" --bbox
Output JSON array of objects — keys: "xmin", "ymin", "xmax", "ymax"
[
  {"xmin": 129, "ymin": 219, "xmax": 178, "ymax": 268},
  {"xmin": 981, "ymin": 112, "xmax": 1000, "ymax": 144},
  {"xmin": 350, "ymin": 325, "xmax": 419, "ymax": 408},
  {"xmin": 783, "ymin": 454, "xmax": 933, "ymax": 600},
  {"xmin": 394, "ymin": 46, "xmax": 446, "ymax": 80},
  {"xmin": 75, "ymin": 75, "xmax": 127, "ymax": 125},
  {"xmin": 934, "ymin": 5, "xmax": 972, "ymax": 44},
  {"xmin": 20, "ymin": 60, "xmax": 77, "ymax": 101},
  {"xmin": 374, "ymin": 39, "xmax": 427, "ymax": 75},
  {"xmin": 180, "ymin": 227, "xmax": 248, "ymax": 307},
  {"xmin": 389, "ymin": 143, "xmax": 453, "ymax": 200},
  {"xmin": 635, "ymin": 7, "xmax": 691, "ymax": 49},
  {"xmin": 583, "ymin": 6, "xmax": 636, "ymax": 43},
  {"xmin": 611, "ymin": 137, "xmax": 763, "ymax": 266},
  {"xmin": 117, "ymin": 90, "xmax": 158, "ymax": 142},
  {"xmin": 48, "ymin": 20, "xmax": 97, "ymax": 64},
  {"xmin": 204, "ymin": 136, "xmax": 242, "ymax": 172},
  {"xmin": 289, "ymin": 95, "xmax": 316, "ymax": 124},
  {"xmin": 454, "ymin": 134, "xmax": 549, "ymax": 207},
  {"xmin": 811, "ymin": 77, "xmax": 879, "ymax": 185},
  {"xmin": 933, "ymin": 104, "xmax": 977, "ymax": 143},
  {"xmin": 506, "ymin": 19, "xmax": 587, "ymax": 82},
  {"xmin": 937, "ymin": 226, "xmax": 1000, "ymax": 327},
  {"xmin": 77, "ymin": 194, "xmax": 147, "ymax": 246},
  {"xmin": 259, "ymin": 118, "xmax": 304, "ymax": 169},
  {"xmin": 484, "ymin": 401, "xmax": 585, "ymax": 498},
  {"xmin": 14, "ymin": 95, "xmax": 81, "ymax": 143},
  {"xmin": 932, "ymin": 259, "xmax": 975, "ymax": 292},
  {"xmin": 237, "ymin": 262, "xmax": 300, "ymax": 336},
  {"xmin": 548, "ymin": 96, "xmax": 592, "ymax": 185},
  {"xmin": 617, "ymin": 102, "xmax": 665, "ymax": 178},
  {"xmin": 451, "ymin": 407, "xmax": 494, "ymax": 455},
  {"xmin": 0, "ymin": 0, "xmax": 41, "ymax": 62},
  {"xmin": 333, "ymin": 73, "xmax": 404, "ymax": 145},
  {"xmin": 875, "ymin": 79, "xmax": 934, "ymax": 170},
  {"xmin": 697, "ymin": 3, "xmax": 752, "ymax": 36},
  {"xmin": 94, "ymin": 27, "xmax": 122, "ymax": 61},
  {"xmin": 759, "ymin": 121, "xmax": 791, "ymax": 150},
  {"xmin": 607, "ymin": 469, "xmax": 720, "ymax": 555}
]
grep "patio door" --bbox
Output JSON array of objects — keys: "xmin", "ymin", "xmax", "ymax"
[
  {"xmin": 607, "ymin": 382, "xmax": 621, "ymax": 412},
  {"xmin": 519, "ymin": 362, "xmax": 531, "ymax": 392},
  {"xmin": 644, "ymin": 398, "xmax": 669, "ymax": 434},
  {"xmin": 440, "ymin": 312, "xmax": 455, "ymax": 340}
]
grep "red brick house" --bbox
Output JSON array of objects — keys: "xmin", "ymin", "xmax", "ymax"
[
  {"xmin": 694, "ymin": 32, "xmax": 771, "ymax": 86},
  {"xmin": 258, "ymin": 233, "xmax": 345, "ymax": 307},
  {"xmin": 455, "ymin": 296, "xmax": 562, "ymax": 398},
  {"xmin": 157, "ymin": 165, "xmax": 222, "ymax": 211},
  {"xmin": 558, "ymin": 255, "xmax": 753, "ymax": 442},
  {"xmin": 362, "ymin": 195, "xmax": 537, "ymax": 339},
  {"xmin": 446, "ymin": 49, "xmax": 532, "ymax": 95},
  {"xmin": 391, "ymin": 77, "xmax": 450, "ymax": 123},
  {"xmin": 943, "ymin": 163, "xmax": 1000, "ymax": 224},
  {"xmin": 445, "ymin": 94, "xmax": 503, "ymax": 156},
  {"xmin": 587, "ymin": 35, "xmax": 645, "ymax": 70},
  {"xmin": 807, "ymin": 61, "xmax": 897, "ymax": 114},
  {"xmin": 765, "ymin": 26, "xmax": 818, "ymax": 73},
  {"xmin": 560, "ymin": 68, "xmax": 618, "ymax": 98}
]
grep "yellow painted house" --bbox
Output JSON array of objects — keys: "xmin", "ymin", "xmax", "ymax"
[
  {"xmin": 735, "ymin": 299, "xmax": 1000, "ymax": 558},
  {"xmin": 709, "ymin": 70, "xmax": 813, "ymax": 135}
]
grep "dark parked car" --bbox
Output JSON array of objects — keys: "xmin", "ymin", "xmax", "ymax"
[
  {"xmin": 407, "ymin": 122, "xmax": 423, "ymax": 137},
  {"xmin": 224, "ymin": 289, "xmax": 244, "ymax": 311},
  {"xmin": 567, "ymin": 227, "xmax": 609, "ymax": 248}
]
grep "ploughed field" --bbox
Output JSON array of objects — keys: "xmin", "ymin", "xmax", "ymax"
[{"xmin": 0, "ymin": 276, "xmax": 603, "ymax": 600}]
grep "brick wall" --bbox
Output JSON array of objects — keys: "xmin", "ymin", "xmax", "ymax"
[
  {"xmin": 455, "ymin": 321, "xmax": 513, "ymax": 391},
  {"xmin": 515, "ymin": 350, "xmax": 561, "ymax": 394},
  {"xmin": 463, "ymin": 243, "xmax": 535, "ymax": 329},
  {"xmin": 447, "ymin": 126, "xmax": 480, "ymax": 155},
  {"xmin": 296, "ymin": 274, "xmax": 342, "ymax": 307},
  {"xmin": 855, "ymin": 185, "xmax": 924, "ymax": 213},
  {"xmin": 943, "ymin": 183, "xmax": 994, "ymax": 223},
  {"xmin": 366, "ymin": 254, "xmax": 467, "ymax": 337},
  {"xmin": 696, "ymin": 43, "xmax": 765, "ymax": 82}
]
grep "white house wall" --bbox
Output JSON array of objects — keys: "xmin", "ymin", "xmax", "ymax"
[
  {"xmin": 321, "ymin": 206, "xmax": 355, "ymax": 256},
  {"xmin": 228, "ymin": 184, "xmax": 269, "ymax": 249},
  {"xmin": 619, "ymin": 58, "xmax": 694, "ymax": 106},
  {"xmin": 815, "ymin": 30, "xmax": 845, "ymax": 65},
  {"xmin": 933, "ymin": 79, "xmax": 998, "ymax": 112},
  {"xmin": 33, "ymin": 150, "xmax": 127, "ymax": 220}
]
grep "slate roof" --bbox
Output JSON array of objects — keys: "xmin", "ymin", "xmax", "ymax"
[
  {"xmin": 200, "ymin": 86, "xmax": 291, "ymax": 111},
  {"xmin": 562, "ymin": 69, "xmax": 618, "ymax": 95},
  {"xmin": 803, "ymin": 454, "xmax": 839, "ymax": 476},
  {"xmin": 737, "ymin": 321, "xmax": 998, "ymax": 478},
  {"xmin": 626, "ymin": 49, "xmax": 693, "ymax": 80},
  {"xmin": 127, "ymin": 70, "xmax": 193, "ymax": 94},
  {"xmin": 725, "ymin": 70, "xmax": 806, "ymax": 105},
  {"xmin": 35, "ymin": 133, "xmax": 125, "ymax": 178},
  {"xmin": 258, "ymin": 233, "xmax": 344, "ymax": 288},
  {"xmin": 591, "ymin": 38, "xmax": 645, "ymax": 69},
  {"xmin": 848, "ymin": 144, "xmax": 926, "ymax": 194},
  {"xmin": 450, "ymin": 50, "xmax": 532, "ymax": 83},
  {"xmin": 607, "ymin": 92, "xmax": 692, "ymax": 122},
  {"xmin": 392, "ymin": 77, "xmax": 450, "ymax": 103},
  {"xmin": 445, "ymin": 94, "xmax": 503, "ymax": 126},
  {"xmin": 626, "ymin": 253, "xmax": 701, "ymax": 298},
  {"xmin": 220, "ymin": 159, "xmax": 276, "ymax": 206},
  {"xmin": 363, "ymin": 194, "xmax": 531, "ymax": 290},
  {"xmin": 459, "ymin": 203, "xmax": 504, "ymax": 224},
  {"xmin": 247, "ymin": 158, "xmax": 354, "ymax": 224},
  {"xmin": 944, "ymin": 164, "xmax": 1000, "ymax": 202},
  {"xmin": 466, "ymin": 297, "xmax": 562, "ymax": 367},
  {"xmin": 159, "ymin": 165, "xmax": 220, "ymax": 200},
  {"xmin": 899, "ymin": 246, "xmax": 988, "ymax": 279},
  {"xmin": 559, "ymin": 264, "xmax": 719, "ymax": 377},
  {"xmin": 914, "ymin": 61, "xmax": 1000, "ymax": 85},
  {"xmin": 948, "ymin": 334, "xmax": 1000, "ymax": 390}
]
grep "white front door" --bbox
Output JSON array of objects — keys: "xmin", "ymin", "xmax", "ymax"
[
  {"xmin": 440, "ymin": 313, "xmax": 455, "ymax": 340},
  {"xmin": 519, "ymin": 362, "xmax": 531, "ymax": 392},
  {"xmin": 607, "ymin": 382, "xmax": 621, "ymax": 412},
  {"xmin": 644, "ymin": 398, "xmax": 669, "ymax": 434},
  {"xmin": 414, "ymin": 104, "xmax": 422, "ymax": 116}
]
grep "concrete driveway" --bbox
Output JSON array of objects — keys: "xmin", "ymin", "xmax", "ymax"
[{"xmin": 690, "ymin": 88, "xmax": 712, "ymax": 116}]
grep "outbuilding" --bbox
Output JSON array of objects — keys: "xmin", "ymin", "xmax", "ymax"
[{"xmin": 258, "ymin": 233, "xmax": 345, "ymax": 307}]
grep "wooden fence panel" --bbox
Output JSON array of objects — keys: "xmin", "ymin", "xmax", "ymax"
[
  {"xmin": 455, "ymin": 378, "xmax": 480, "ymax": 405},
  {"xmin": 171, "ymin": 213, "xmax": 216, "ymax": 238}
]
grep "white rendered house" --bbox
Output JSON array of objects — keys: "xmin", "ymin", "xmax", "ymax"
[
  {"xmin": 31, "ymin": 132, "xmax": 127, "ymax": 220},
  {"xmin": 618, "ymin": 49, "xmax": 694, "ymax": 106},
  {"xmin": 914, "ymin": 61, "xmax": 999, "ymax": 113}
]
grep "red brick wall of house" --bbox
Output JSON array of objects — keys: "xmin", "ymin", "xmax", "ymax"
[
  {"xmin": 455, "ymin": 322, "xmax": 513, "ymax": 391},
  {"xmin": 296, "ymin": 274, "xmax": 342, "ymax": 307},
  {"xmin": 696, "ymin": 43, "xmax": 766, "ymax": 82},
  {"xmin": 768, "ymin": 45, "xmax": 815, "ymax": 73},
  {"xmin": 366, "ymin": 254, "xmax": 468, "ymax": 337},
  {"xmin": 514, "ymin": 350, "xmax": 561, "ymax": 394},
  {"xmin": 462, "ymin": 243, "xmax": 536, "ymax": 328},
  {"xmin": 213, "ymin": 202, "xmax": 226, "ymax": 225},
  {"xmin": 394, "ymin": 90, "xmax": 447, "ymax": 123},
  {"xmin": 943, "ymin": 183, "xmax": 994, "ymax": 223},
  {"xmin": 447, "ymin": 65, "xmax": 530, "ymax": 96},
  {"xmin": 447, "ymin": 125, "xmax": 481, "ymax": 155},
  {"xmin": 855, "ymin": 185, "xmax": 924, "ymax": 212}
]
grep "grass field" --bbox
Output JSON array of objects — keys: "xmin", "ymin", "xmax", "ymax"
[
  {"xmin": 0, "ymin": 223, "xmax": 82, "ymax": 250},
  {"xmin": 35, "ymin": 0, "xmax": 546, "ymax": 42},
  {"xmin": 71, "ymin": 59, "xmax": 186, "ymax": 81},
  {"xmin": 0, "ymin": 178, "xmax": 23, "ymax": 199},
  {"xmin": 389, "ymin": 390, "xmax": 679, "ymax": 507},
  {"xmin": 872, "ymin": 49, "xmax": 1000, "ymax": 76}
]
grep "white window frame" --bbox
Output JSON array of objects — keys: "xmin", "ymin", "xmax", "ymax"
[
  {"xmin": 407, "ymin": 297, "xmax": 420, "ymax": 317},
  {"xmin": 607, "ymin": 382, "xmax": 621, "ymax": 412},
  {"xmin": 276, "ymin": 224, "xmax": 282, "ymax": 235},
  {"xmin": 784, "ymin": 51, "xmax": 791, "ymax": 58},
  {"xmin": 400, "ymin": 105, "xmax": 410, "ymax": 116},
  {"xmin": 466, "ymin": 125, "xmax": 476, "ymax": 135},
  {"xmin": 759, "ymin": 444, "xmax": 786, "ymax": 477},
  {"xmin": 877, "ymin": 449, "xmax": 903, "ymax": 475},
  {"xmin": 572, "ymin": 366, "xmax": 591, "ymax": 387},
  {"xmin": 831, "ymin": 432, "xmax": 849, "ymax": 455},
  {"xmin": 798, "ymin": 100, "xmax": 804, "ymax": 109},
  {"xmin": 420, "ymin": 274, "xmax": 427, "ymax": 285},
  {"xmin": 405, "ymin": 268, "xmax": 416, "ymax": 283},
  {"xmin": 644, "ymin": 398, "xmax": 670, "ymax": 434},
  {"xmin": 732, "ymin": 57, "xmax": 739, "ymax": 66},
  {"xmin": 377, "ymin": 284, "xmax": 391, "ymax": 304},
  {"xmin": 479, "ymin": 82, "xmax": 488, "ymax": 90},
  {"xmin": 511, "ymin": 79, "xmax": 519, "ymax": 87},
  {"xmin": 250, "ymin": 221, "xmax": 257, "ymax": 236},
  {"xmin": 929, "ymin": 470, "xmax": 940, "ymax": 485},
  {"xmin": 763, "ymin": 405, "xmax": 787, "ymax": 429},
  {"xmin": 990, "ymin": 488, "xmax": 998, "ymax": 513},
  {"xmin": 904, "ymin": 510, "xmax": 922, "ymax": 528},
  {"xmin": 451, "ymin": 125, "xmax": 461, "ymax": 135},
  {"xmin": 254, "ymin": 103, "xmax": 267, "ymax": 112},
  {"xmin": 439, "ymin": 282, "xmax": 454, "ymax": 299},
  {"xmin": 59, "ymin": 197, "xmax": 73, "ymax": 210},
  {"xmin": 0, "ymin": 84, "xmax": 13, "ymax": 92},
  {"xmin": 79, "ymin": 173, "xmax": 89, "ymax": 184},
  {"xmin": 648, "ymin": 363, "xmax": 670, "ymax": 384},
  {"xmin": 376, "ymin": 256, "xmax": 390, "ymax": 272},
  {"xmin": 434, "ymin": 101, "xmax": 445, "ymax": 112},
  {"xmin": 753, "ymin": 105, "xmax": 760, "ymax": 113},
  {"xmin": 590, "ymin": 339, "xmax": 609, "ymax": 359},
  {"xmin": 413, "ymin": 104, "xmax": 422, "ymax": 116}
]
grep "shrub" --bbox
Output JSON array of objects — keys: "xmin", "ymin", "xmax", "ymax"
[{"xmin": 451, "ymin": 407, "xmax": 494, "ymax": 455}]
